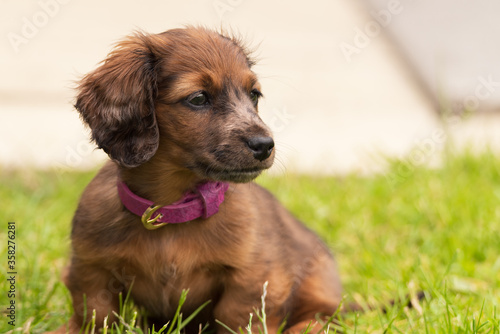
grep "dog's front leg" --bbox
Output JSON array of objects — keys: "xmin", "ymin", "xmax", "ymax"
[
  {"xmin": 47, "ymin": 262, "xmax": 123, "ymax": 334},
  {"xmin": 213, "ymin": 286, "xmax": 283, "ymax": 334}
]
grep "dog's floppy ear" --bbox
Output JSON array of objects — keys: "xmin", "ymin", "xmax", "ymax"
[{"xmin": 76, "ymin": 33, "xmax": 161, "ymax": 168}]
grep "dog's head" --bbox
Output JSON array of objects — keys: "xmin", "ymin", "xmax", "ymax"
[{"xmin": 76, "ymin": 27, "xmax": 274, "ymax": 183}]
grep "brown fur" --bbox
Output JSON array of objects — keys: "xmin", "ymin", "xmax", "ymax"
[{"xmin": 49, "ymin": 27, "xmax": 343, "ymax": 334}]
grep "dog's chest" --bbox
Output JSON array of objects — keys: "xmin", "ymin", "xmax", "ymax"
[
  {"xmin": 120, "ymin": 227, "xmax": 228, "ymax": 317},
  {"xmin": 129, "ymin": 258, "xmax": 223, "ymax": 319}
]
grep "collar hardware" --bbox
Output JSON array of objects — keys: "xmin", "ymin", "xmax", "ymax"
[{"xmin": 141, "ymin": 205, "xmax": 166, "ymax": 230}]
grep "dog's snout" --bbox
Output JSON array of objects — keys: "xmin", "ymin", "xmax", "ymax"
[{"xmin": 246, "ymin": 136, "xmax": 274, "ymax": 161}]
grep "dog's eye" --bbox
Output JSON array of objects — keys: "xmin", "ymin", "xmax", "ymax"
[
  {"xmin": 250, "ymin": 89, "xmax": 262, "ymax": 106},
  {"xmin": 187, "ymin": 92, "xmax": 209, "ymax": 107}
]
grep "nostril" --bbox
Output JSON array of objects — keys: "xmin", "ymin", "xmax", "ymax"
[{"xmin": 246, "ymin": 136, "xmax": 275, "ymax": 161}]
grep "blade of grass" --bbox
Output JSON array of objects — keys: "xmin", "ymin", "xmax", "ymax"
[
  {"xmin": 154, "ymin": 322, "xmax": 169, "ymax": 334},
  {"xmin": 103, "ymin": 316, "xmax": 108, "ymax": 334},
  {"xmin": 90, "ymin": 309, "xmax": 96, "ymax": 334},
  {"xmin": 166, "ymin": 290, "xmax": 189, "ymax": 334},
  {"xmin": 79, "ymin": 294, "xmax": 88, "ymax": 334},
  {"xmin": 215, "ymin": 320, "xmax": 239, "ymax": 334},
  {"xmin": 179, "ymin": 300, "xmax": 211, "ymax": 331}
]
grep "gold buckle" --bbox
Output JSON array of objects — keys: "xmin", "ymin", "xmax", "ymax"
[{"xmin": 141, "ymin": 205, "xmax": 167, "ymax": 230}]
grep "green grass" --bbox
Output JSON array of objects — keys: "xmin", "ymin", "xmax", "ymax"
[{"xmin": 1, "ymin": 150, "xmax": 500, "ymax": 333}]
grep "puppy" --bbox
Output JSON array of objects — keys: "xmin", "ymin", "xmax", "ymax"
[{"xmin": 51, "ymin": 27, "xmax": 344, "ymax": 334}]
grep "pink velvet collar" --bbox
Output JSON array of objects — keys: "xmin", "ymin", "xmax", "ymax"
[{"xmin": 117, "ymin": 181, "xmax": 229, "ymax": 230}]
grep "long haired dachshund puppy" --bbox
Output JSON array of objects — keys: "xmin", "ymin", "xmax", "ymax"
[{"xmin": 50, "ymin": 27, "xmax": 345, "ymax": 334}]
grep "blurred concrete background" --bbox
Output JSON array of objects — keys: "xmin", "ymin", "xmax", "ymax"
[{"xmin": 1, "ymin": 0, "xmax": 499, "ymax": 175}]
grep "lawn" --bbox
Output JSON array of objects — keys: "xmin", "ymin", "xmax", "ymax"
[{"xmin": 1, "ymin": 150, "xmax": 500, "ymax": 333}]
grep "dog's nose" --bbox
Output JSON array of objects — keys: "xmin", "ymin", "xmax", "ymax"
[{"xmin": 246, "ymin": 136, "xmax": 274, "ymax": 161}]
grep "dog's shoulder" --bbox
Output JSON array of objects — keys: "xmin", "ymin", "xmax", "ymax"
[
  {"xmin": 71, "ymin": 161, "xmax": 129, "ymax": 241},
  {"xmin": 79, "ymin": 161, "xmax": 120, "ymax": 210}
]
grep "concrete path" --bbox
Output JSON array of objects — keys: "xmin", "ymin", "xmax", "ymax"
[{"xmin": 1, "ymin": 0, "xmax": 498, "ymax": 175}]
